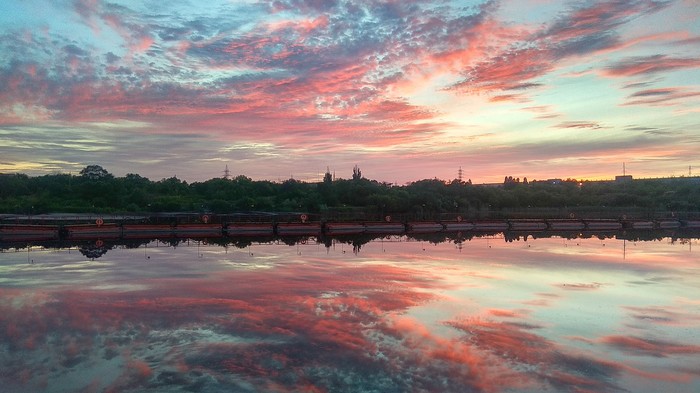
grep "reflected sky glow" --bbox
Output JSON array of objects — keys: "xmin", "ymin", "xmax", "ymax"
[{"xmin": 0, "ymin": 236, "xmax": 699, "ymax": 392}]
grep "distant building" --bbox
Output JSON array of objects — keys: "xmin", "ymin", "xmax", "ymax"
[{"xmin": 615, "ymin": 175, "xmax": 633, "ymax": 183}]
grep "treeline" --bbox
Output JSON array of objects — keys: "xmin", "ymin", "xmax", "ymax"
[{"xmin": 1, "ymin": 165, "xmax": 699, "ymax": 219}]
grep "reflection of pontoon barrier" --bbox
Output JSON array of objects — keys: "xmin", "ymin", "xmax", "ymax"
[
  {"xmin": 443, "ymin": 221, "xmax": 476, "ymax": 231},
  {"xmin": 546, "ymin": 219, "xmax": 585, "ymax": 230},
  {"xmin": 174, "ymin": 224, "xmax": 223, "ymax": 238},
  {"xmin": 364, "ymin": 222, "xmax": 406, "ymax": 234},
  {"xmin": 64, "ymin": 223, "xmax": 122, "ymax": 240},
  {"xmin": 655, "ymin": 219, "xmax": 681, "ymax": 229},
  {"xmin": 473, "ymin": 221, "xmax": 509, "ymax": 231},
  {"xmin": 508, "ymin": 220, "xmax": 547, "ymax": 231},
  {"xmin": 225, "ymin": 223, "xmax": 274, "ymax": 236},
  {"xmin": 276, "ymin": 223, "xmax": 322, "ymax": 236},
  {"xmin": 627, "ymin": 220, "xmax": 654, "ymax": 229},
  {"xmin": 122, "ymin": 224, "xmax": 175, "ymax": 238},
  {"xmin": 684, "ymin": 220, "xmax": 700, "ymax": 228},
  {"xmin": 583, "ymin": 220, "xmax": 622, "ymax": 230},
  {"xmin": 407, "ymin": 222, "xmax": 445, "ymax": 233},
  {"xmin": 324, "ymin": 223, "xmax": 366, "ymax": 235},
  {"xmin": 0, "ymin": 225, "xmax": 60, "ymax": 241}
]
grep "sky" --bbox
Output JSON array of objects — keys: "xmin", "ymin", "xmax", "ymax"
[{"xmin": 0, "ymin": 0, "xmax": 699, "ymax": 184}]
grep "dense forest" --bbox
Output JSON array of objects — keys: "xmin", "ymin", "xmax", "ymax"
[{"xmin": 1, "ymin": 165, "xmax": 699, "ymax": 219}]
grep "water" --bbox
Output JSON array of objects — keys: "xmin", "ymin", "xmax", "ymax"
[{"xmin": 1, "ymin": 234, "xmax": 699, "ymax": 393}]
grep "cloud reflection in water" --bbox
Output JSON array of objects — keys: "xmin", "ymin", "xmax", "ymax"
[{"xmin": 0, "ymin": 236, "xmax": 698, "ymax": 392}]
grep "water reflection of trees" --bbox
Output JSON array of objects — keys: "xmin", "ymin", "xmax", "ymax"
[
  {"xmin": 3, "ymin": 229, "xmax": 699, "ymax": 256},
  {"xmin": 78, "ymin": 244, "xmax": 110, "ymax": 259},
  {"xmin": 321, "ymin": 234, "xmax": 379, "ymax": 253}
]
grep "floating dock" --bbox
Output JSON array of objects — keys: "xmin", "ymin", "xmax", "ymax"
[{"xmin": 1, "ymin": 216, "xmax": 696, "ymax": 244}]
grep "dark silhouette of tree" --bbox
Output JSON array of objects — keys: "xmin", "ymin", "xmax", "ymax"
[
  {"xmin": 1, "ymin": 167, "xmax": 699, "ymax": 218},
  {"xmin": 79, "ymin": 165, "xmax": 112, "ymax": 180},
  {"xmin": 352, "ymin": 165, "xmax": 362, "ymax": 180}
]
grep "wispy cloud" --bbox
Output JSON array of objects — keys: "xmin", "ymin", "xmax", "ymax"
[
  {"xmin": 603, "ymin": 55, "xmax": 700, "ymax": 77},
  {"xmin": 623, "ymin": 87, "xmax": 700, "ymax": 106},
  {"xmin": 453, "ymin": 0, "xmax": 673, "ymax": 96},
  {"xmin": 601, "ymin": 335, "xmax": 700, "ymax": 358}
]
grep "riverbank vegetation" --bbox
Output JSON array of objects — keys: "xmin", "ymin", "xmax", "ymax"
[{"xmin": 1, "ymin": 165, "xmax": 699, "ymax": 219}]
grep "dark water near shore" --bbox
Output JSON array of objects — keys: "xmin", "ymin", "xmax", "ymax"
[{"xmin": 1, "ymin": 235, "xmax": 699, "ymax": 393}]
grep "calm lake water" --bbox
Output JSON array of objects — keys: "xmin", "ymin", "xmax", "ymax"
[{"xmin": 1, "ymin": 234, "xmax": 699, "ymax": 393}]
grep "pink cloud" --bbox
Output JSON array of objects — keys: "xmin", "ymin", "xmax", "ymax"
[
  {"xmin": 623, "ymin": 87, "xmax": 700, "ymax": 106},
  {"xmin": 487, "ymin": 308, "xmax": 529, "ymax": 318},
  {"xmin": 601, "ymin": 335, "xmax": 700, "ymax": 358},
  {"xmin": 623, "ymin": 305, "xmax": 700, "ymax": 326},
  {"xmin": 101, "ymin": 10, "xmax": 155, "ymax": 57},
  {"xmin": 603, "ymin": 55, "xmax": 700, "ymax": 77},
  {"xmin": 448, "ymin": 318, "xmax": 629, "ymax": 392},
  {"xmin": 73, "ymin": 0, "xmax": 102, "ymax": 33},
  {"xmin": 456, "ymin": 47, "xmax": 554, "ymax": 93},
  {"xmin": 555, "ymin": 282, "xmax": 604, "ymax": 290},
  {"xmin": 553, "ymin": 121, "xmax": 605, "ymax": 130},
  {"xmin": 454, "ymin": 0, "xmax": 673, "ymax": 96}
]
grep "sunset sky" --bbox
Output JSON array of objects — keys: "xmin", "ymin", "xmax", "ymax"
[{"xmin": 1, "ymin": 0, "xmax": 698, "ymax": 184}]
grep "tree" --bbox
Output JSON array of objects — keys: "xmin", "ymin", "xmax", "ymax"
[
  {"xmin": 79, "ymin": 165, "xmax": 112, "ymax": 180},
  {"xmin": 352, "ymin": 165, "xmax": 362, "ymax": 180}
]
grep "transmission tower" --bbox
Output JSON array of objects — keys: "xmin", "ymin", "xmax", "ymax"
[
  {"xmin": 223, "ymin": 164, "xmax": 231, "ymax": 180},
  {"xmin": 458, "ymin": 166, "xmax": 463, "ymax": 182}
]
